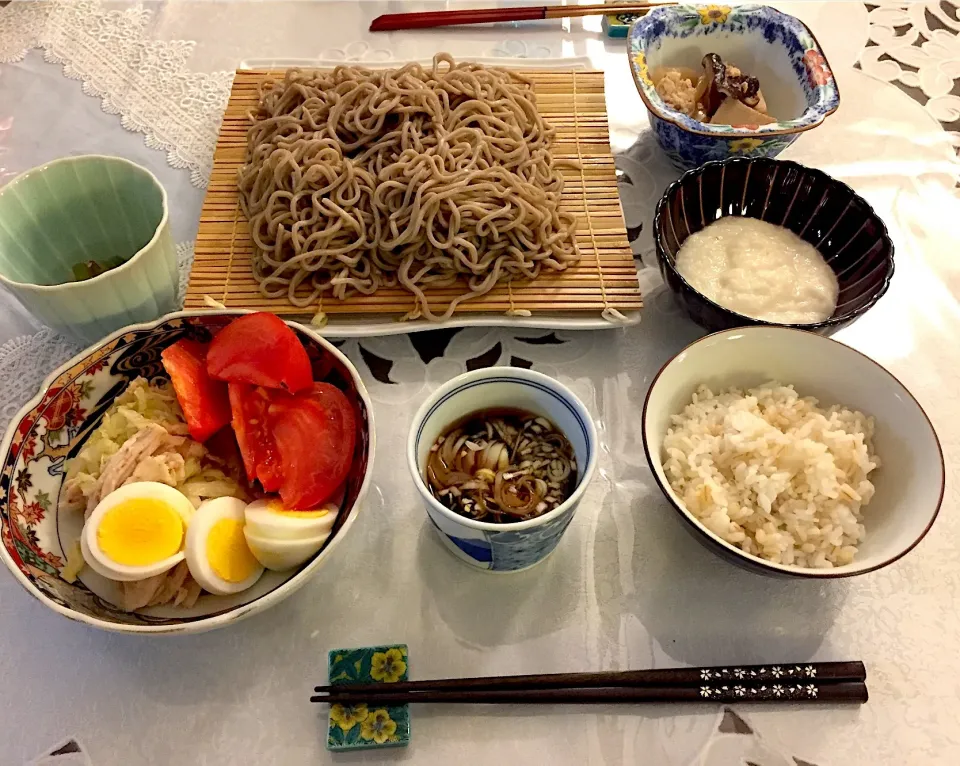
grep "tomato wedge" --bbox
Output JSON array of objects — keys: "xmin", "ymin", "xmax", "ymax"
[
  {"xmin": 269, "ymin": 382, "xmax": 357, "ymax": 510},
  {"xmin": 227, "ymin": 383, "xmax": 284, "ymax": 492},
  {"xmin": 161, "ymin": 339, "xmax": 231, "ymax": 442},
  {"xmin": 207, "ymin": 313, "xmax": 312, "ymax": 393}
]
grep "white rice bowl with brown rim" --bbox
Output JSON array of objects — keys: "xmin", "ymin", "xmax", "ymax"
[{"xmin": 662, "ymin": 382, "xmax": 879, "ymax": 568}]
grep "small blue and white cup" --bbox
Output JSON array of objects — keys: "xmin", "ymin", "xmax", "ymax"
[{"xmin": 408, "ymin": 367, "xmax": 598, "ymax": 573}]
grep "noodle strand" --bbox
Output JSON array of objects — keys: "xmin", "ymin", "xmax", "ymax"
[{"xmin": 238, "ymin": 55, "xmax": 579, "ymax": 320}]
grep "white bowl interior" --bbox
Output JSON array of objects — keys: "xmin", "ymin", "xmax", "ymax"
[
  {"xmin": 644, "ymin": 29, "xmax": 808, "ymax": 123},
  {"xmin": 0, "ymin": 156, "xmax": 165, "ymax": 286},
  {"xmin": 414, "ymin": 375, "xmax": 593, "ymax": 499},
  {"xmin": 643, "ymin": 328, "xmax": 944, "ymax": 575}
]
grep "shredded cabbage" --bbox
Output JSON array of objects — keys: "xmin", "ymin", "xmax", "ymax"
[
  {"xmin": 64, "ymin": 377, "xmax": 246, "ymax": 509},
  {"xmin": 181, "ymin": 469, "xmax": 247, "ymax": 508},
  {"xmin": 66, "ymin": 378, "xmax": 185, "ymax": 481},
  {"xmin": 61, "ymin": 540, "xmax": 85, "ymax": 583}
]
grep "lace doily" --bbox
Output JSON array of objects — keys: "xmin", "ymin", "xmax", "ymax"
[
  {"xmin": 0, "ymin": 327, "xmax": 80, "ymax": 423},
  {"xmin": 0, "ymin": 240, "xmax": 196, "ymax": 423},
  {"xmin": 859, "ymin": 1, "xmax": 960, "ymax": 140},
  {"xmin": 0, "ymin": 0, "xmax": 234, "ymax": 187}
]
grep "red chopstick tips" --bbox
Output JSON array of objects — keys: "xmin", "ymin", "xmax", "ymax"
[{"xmin": 369, "ymin": 7, "xmax": 547, "ymax": 32}]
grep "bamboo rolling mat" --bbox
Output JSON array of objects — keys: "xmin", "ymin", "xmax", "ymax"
[{"xmin": 186, "ymin": 68, "xmax": 642, "ymax": 321}]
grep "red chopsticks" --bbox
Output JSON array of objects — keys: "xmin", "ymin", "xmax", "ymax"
[{"xmin": 369, "ymin": 3, "xmax": 675, "ymax": 32}]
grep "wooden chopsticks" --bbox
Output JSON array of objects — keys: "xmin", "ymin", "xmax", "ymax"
[
  {"xmin": 369, "ymin": 2, "xmax": 675, "ymax": 32},
  {"xmin": 312, "ymin": 661, "xmax": 868, "ymax": 706}
]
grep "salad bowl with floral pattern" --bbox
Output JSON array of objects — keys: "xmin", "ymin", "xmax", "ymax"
[
  {"xmin": 0, "ymin": 310, "xmax": 375, "ymax": 634},
  {"xmin": 628, "ymin": 4, "xmax": 839, "ymax": 169}
]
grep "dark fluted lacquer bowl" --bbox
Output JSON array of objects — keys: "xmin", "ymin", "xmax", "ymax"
[{"xmin": 653, "ymin": 157, "xmax": 895, "ymax": 335}]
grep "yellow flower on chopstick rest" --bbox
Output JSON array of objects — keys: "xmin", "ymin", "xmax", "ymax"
[
  {"xmin": 633, "ymin": 51, "xmax": 652, "ymax": 85},
  {"xmin": 730, "ymin": 137, "xmax": 765, "ymax": 153},
  {"xmin": 330, "ymin": 703, "xmax": 369, "ymax": 732},
  {"xmin": 360, "ymin": 709, "xmax": 398, "ymax": 744},
  {"xmin": 327, "ymin": 644, "xmax": 411, "ymax": 751},
  {"xmin": 698, "ymin": 5, "xmax": 731, "ymax": 25},
  {"xmin": 370, "ymin": 648, "xmax": 407, "ymax": 683}
]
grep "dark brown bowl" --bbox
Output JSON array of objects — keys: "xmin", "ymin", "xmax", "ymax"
[{"xmin": 653, "ymin": 157, "xmax": 895, "ymax": 335}]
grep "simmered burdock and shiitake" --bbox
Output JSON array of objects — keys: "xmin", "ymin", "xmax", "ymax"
[{"xmin": 653, "ymin": 53, "xmax": 777, "ymax": 127}]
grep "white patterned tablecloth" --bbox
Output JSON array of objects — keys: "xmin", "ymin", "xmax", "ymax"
[{"xmin": 0, "ymin": 2, "xmax": 959, "ymax": 765}]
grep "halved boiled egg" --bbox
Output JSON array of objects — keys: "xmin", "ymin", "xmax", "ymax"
[
  {"xmin": 185, "ymin": 497, "xmax": 264, "ymax": 595},
  {"xmin": 81, "ymin": 482, "xmax": 194, "ymax": 582},
  {"xmin": 244, "ymin": 498, "xmax": 339, "ymax": 540},
  {"xmin": 243, "ymin": 496, "xmax": 339, "ymax": 571},
  {"xmin": 243, "ymin": 529, "xmax": 331, "ymax": 572}
]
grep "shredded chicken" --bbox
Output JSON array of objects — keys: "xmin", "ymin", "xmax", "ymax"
[
  {"xmin": 62, "ymin": 481, "xmax": 86, "ymax": 515},
  {"xmin": 118, "ymin": 562, "xmax": 202, "ymax": 611},
  {"xmin": 62, "ymin": 377, "xmax": 248, "ymax": 612},
  {"xmin": 148, "ymin": 561, "xmax": 190, "ymax": 606},
  {"xmin": 174, "ymin": 437, "xmax": 206, "ymax": 467},
  {"xmin": 176, "ymin": 578, "xmax": 203, "ymax": 608},
  {"xmin": 85, "ymin": 428, "xmax": 215, "ymax": 516},
  {"xmin": 118, "ymin": 572, "xmax": 166, "ymax": 611},
  {"xmin": 85, "ymin": 423, "xmax": 169, "ymax": 518},
  {"xmin": 125, "ymin": 451, "xmax": 187, "ymax": 487}
]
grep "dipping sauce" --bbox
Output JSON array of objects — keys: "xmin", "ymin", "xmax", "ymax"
[
  {"xmin": 425, "ymin": 408, "xmax": 577, "ymax": 523},
  {"xmin": 675, "ymin": 217, "xmax": 839, "ymax": 324}
]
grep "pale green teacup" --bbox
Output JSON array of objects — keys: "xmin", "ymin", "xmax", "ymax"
[{"xmin": 0, "ymin": 155, "xmax": 179, "ymax": 344}]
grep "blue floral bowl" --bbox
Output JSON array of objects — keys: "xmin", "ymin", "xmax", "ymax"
[
  {"xmin": 628, "ymin": 4, "xmax": 840, "ymax": 169},
  {"xmin": 407, "ymin": 368, "xmax": 598, "ymax": 573}
]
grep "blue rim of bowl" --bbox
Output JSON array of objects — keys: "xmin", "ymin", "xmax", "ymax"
[
  {"xmin": 0, "ymin": 309, "xmax": 377, "ymax": 634},
  {"xmin": 652, "ymin": 156, "xmax": 896, "ymax": 331},
  {"xmin": 0, "ymin": 155, "xmax": 170, "ymax": 293},
  {"xmin": 640, "ymin": 326, "xmax": 946, "ymax": 579},
  {"xmin": 407, "ymin": 367, "xmax": 599, "ymax": 533},
  {"xmin": 627, "ymin": 5, "xmax": 840, "ymax": 138}
]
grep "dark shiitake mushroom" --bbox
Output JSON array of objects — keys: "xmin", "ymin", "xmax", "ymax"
[{"xmin": 697, "ymin": 53, "xmax": 763, "ymax": 119}]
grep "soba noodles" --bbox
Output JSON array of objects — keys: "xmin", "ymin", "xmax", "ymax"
[
  {"xmin": 238, "ymin": 54, "xmax": 579, "ymax": 320},
  {"xmin": 426, "ymin": 409, "xmax": 577, "ymax": 523}
]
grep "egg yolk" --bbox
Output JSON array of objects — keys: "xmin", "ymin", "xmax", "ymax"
[
  {"xmin": 97, "ymin": 498, "xmax": 183, "ymax": 566},
  {"xmin": 206, "ymin": 518, "xmax": 260, "ymax": 583},
  {"xmin": 266, "ymin": 499, "xmax": 330, "ymax": 518}
]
